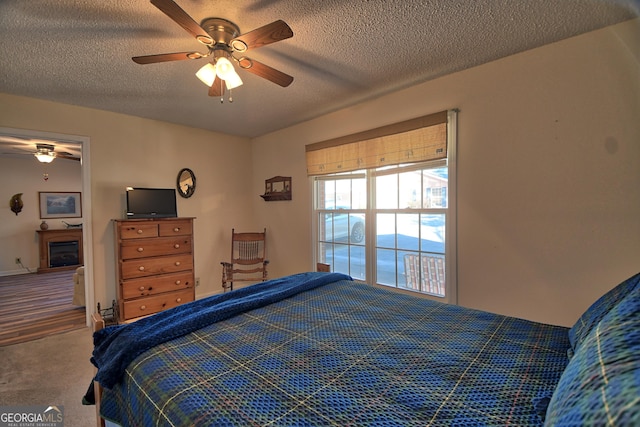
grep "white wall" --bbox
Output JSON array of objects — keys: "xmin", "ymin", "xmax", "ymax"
[
  {"xmin": 251, "ymin": 19, "xmax": 640, "ymax": 327},
  {"xmin": 0, "ymin": 95, "xmax": 253, "ymax": 307},
  {"xmin": 1, "ymin": 156, "xmax": 81, "ymax": 275}
]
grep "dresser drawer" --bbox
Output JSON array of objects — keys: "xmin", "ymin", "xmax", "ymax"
[
  {"xmin": 159, "ymin": 220, "xmax": 192, "ymax": 237},
  {"xmin": 121, "ymin": 272, "xmax": 194, "ymax": 299},
  {"xmin": 120, "ymin": 223, "xmax": 159, "ymax": 239},
  {"xmin": 122, "ymin": 289, "xmax": 194, "ymax": 320},
  {"xmin": 120, "ymin": 236, "xmax": 192, "ymax": 260},
  {"xmin": 120, "ymin": 254, "xmax": 193, "ymax": 279}
]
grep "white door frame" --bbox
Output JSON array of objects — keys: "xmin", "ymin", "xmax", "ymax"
[{"xmin": 0, "ymin": 126, "xmax": 94, "ymax": 327}]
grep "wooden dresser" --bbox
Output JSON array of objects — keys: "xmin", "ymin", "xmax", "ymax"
[{"xmin": 114, "ymin": 217, "xmax": 195, "ymax": 322}]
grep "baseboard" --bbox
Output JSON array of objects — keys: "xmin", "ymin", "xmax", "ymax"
[
  {"xmin": 196, "ymin": 289, "xmax": 223, "ymax": 300},
  {"xmin": 0, "ymin": 268, "xmax": 34, "ymax": 277}
]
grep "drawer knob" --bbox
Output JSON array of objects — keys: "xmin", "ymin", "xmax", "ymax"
[
  {"xmin": 137, "ymin": 229, "xmax": 143, "ymax": 234},
  {"xmin": 139, "ymin": 286, "xmax": 145, "ymax": 291},
  {"xmin": 140, "ymin": 305, "xmax": 146, "ymax": 310},
  {"xmin": 173, "ymin": 227, "xmax": 180, "ymax": 232},
  {"xmin": 176, "ymin": 298, "xmax": 182, "ymax": 303},
  {"xmin": 175, "ymin": 261, "xmax": 181, "ymax": 266},
  {"xmin": 137, "ymin": 247, "xmax": 144, "ymax": 252},
  {"xmin": 139, "ymin": 266, "xmax": 145, "ymax": 271},
  {"xmin": 175, "ymin": 280, "xmax": 181, "ymax": 285},
  {"xmin": 174, "ymin": 244, "xmax": 180, "ymax": 249}
]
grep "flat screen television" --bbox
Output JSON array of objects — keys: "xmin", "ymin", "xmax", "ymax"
[{"xmin": 126, "ymin": 187, "xmax": 177, "ymax": 219}]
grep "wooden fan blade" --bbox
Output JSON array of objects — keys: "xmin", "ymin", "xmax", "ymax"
[
  {"xmin": 56, "ymin": 154, "xmax": 80, "ymax": 161},
  {"xmin": 231, "ymin": 20, "xmax": 293, "ymax": 51},
  {"xmin": 150, "ymin": 0, "xmax": 213, "ymax": 45},
  {"xmin": 208, "ymin": 77, "xmax": 224, "ymax": 97},
  {"xmin": 239, "ymin": 58, "xmax": 293, "ymax": 87},
  {"xmin": 132, "ymin": 52, "xmax": 203, "ymax": 64}
]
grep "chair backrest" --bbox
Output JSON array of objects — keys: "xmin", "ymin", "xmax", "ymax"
[
  {"xmin": 231, "ymin": 228, "xmax": 266, "ymax": 265},
  {"xmin": 221, "ymin": 229, "xmax": 269, "ymax": 292},
  {"xmin": 403, "ymin": 253, "xmax": 445, "ymax": 296}
]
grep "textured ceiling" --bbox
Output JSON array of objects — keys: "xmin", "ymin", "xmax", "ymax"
[{"xmin": 0, "ymin": 0, "xmax": 638, "ymax": 143}]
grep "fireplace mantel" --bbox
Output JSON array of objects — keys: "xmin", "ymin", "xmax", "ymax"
[{"xmin": 37, "ymin": 228, "xmax": 83, "ymax": 273}]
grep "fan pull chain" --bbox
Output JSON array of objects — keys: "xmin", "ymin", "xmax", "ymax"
[{"xmin": 219, "ymin": 89, "xmax": 234, "ymax": 103}]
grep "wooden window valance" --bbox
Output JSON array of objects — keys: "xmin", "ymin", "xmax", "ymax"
[{"xmin": 306, "ymin": 110, "xmax": 448, "ymax": 176}]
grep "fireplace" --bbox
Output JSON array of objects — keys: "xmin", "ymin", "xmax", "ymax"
[
  {"xmin": 37, "ymin": 228, "xmax": 83, "ymax": 273},
  {"xmin": 49, "ymin": 241, "xmax": 80, "ymax": 267}
]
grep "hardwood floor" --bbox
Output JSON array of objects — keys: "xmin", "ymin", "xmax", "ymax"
[{"xmin": 0, "ymin": 270, "xmax": 87, "ymax": 347}]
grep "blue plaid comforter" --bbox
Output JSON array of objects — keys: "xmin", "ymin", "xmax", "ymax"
[{"xmin": 99, "ymin": 276, "xmax": 570, "ymax": 426}]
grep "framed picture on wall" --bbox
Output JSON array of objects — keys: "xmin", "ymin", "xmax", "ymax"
[{"xmin": 39, "ymin": 192, "xmax": 82, "ymax": 218}]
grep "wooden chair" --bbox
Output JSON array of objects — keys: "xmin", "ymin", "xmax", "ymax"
[
  {"xmin": 221, "ymin": 228, "xmax": 269, "ymax": 292},
  {"xmin": 403, "ymin": 253, "xmax": 445, "ymax": 296}
]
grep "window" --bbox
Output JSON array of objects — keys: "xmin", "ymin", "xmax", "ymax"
[
  {"xmin": 309, "ymin": 110, "xmax": 457, "ymax": 303},
  {"xmin": 316, "ymin": 172, "xmax": 367, "ymax": 281}
]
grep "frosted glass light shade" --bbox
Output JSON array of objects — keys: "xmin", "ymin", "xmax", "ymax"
[
  {"xmin": 196, "ymin": 63, "xmax": 217, "ymax": 87},
  {"xmin": 225, "ymin": 71, "xmax": 243, "ymax": 90},
  {"xmin": 215, "ymin": 57, "xmax": 235, "ymax": 80},
  {"xmin": 35, "ymin": 153, "xmax": 55, "ymax": 163}
]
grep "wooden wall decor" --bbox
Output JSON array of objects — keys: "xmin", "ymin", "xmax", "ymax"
[{"xmin": 261, "ymin": 176, "xmax": 292, "ymax": 201}]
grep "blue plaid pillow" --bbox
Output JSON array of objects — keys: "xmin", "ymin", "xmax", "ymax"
[
  {"xmin": 568, "ymin": 272, "xmax": 640, "ymax": 353},
  {"xmin": 545, "ymin": 284, "xmax": 640, "ymax": 426}
]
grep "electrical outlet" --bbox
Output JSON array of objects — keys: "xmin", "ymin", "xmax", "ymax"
[
  {"xmin": 195, "ymin": 277, "xmax": 200, "ymax": 287},
  {"xmin": 15, "ymin": 257, "xmax": 21, "ymax": 265}
]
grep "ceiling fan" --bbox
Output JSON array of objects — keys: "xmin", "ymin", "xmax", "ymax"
[
  {"xmin": 0, "ymin": 136, "xmax": 80, "ymax": 162},
  {"xmin": 33, "ymin": 143, "xmax": 81, "ymax": 163},
  {"xmin": 132, "ymin": 0, "xmax": 294, "ymax": 98}
]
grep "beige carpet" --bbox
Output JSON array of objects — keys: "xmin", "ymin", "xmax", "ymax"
[{"xmin": 0, "ymin": 326, "xmax": 97, "ymax": 427}]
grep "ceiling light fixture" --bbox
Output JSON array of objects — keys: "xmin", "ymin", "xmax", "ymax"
[
  {"xmin": 131, "ymin": 9, "xmax": 294, "ymax": 101},
  {"xmin": 34, "ymin": 145, "xmax": 56, "ymax": 163},
  {"xmin": 196, "ymin": 55, "xmax": 243, "ymax": 103}
]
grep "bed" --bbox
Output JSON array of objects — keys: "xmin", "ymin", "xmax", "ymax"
[{"xmin": 88, "ymin": 271, "xmax": 640, "ymax": 426}]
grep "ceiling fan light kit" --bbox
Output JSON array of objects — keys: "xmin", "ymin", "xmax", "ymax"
[
  {"xmin": 133, "ymin": 0, "xmax": 294, "ymax": 103},
  {"xmin": 34, "ymin": 144, "xmax": 56, "ymax": 163},
  {"xmin": 35, "ymin": 153, "xmax": 55, "ymax": 163}
]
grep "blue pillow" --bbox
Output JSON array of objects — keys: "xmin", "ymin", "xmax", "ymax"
[
  {"xmin": 568, "ymin": 272, "xmax": 640, "ymax": 353},
  {"xmin": 545, "ymin": 284, "xmax": 640, "ymax": 426}
]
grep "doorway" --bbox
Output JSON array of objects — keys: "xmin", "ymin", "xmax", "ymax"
[{"xmin": 0, "ymin": 126, "xmax": 93, "ymax": 329}]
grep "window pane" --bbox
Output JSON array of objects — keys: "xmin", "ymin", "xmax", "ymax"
[
  {"xmin": 332, "ymin": 243, "xmax": 350, "ymax": 273},
  {"xmin": 349, "ymin": 245, "xmax": 366, "ymax": 280},
  {"xmin": 335, "ymin": 179, "xmax": 351, "ymax": 208},
  {"xmin": 376, "ymin": 213, "xmax": 395, "ymax": 248},
  {"xmin": 319, "ymin": 180, "xmax": 335, "ymax": 209},
  {"xmin": 352, "ymin": 177, "xmax": 367, "ymax": 209},
  {"xmin": 348, "ymin": 213, "xmax": 366, "ymax": 244},
  {"xmin": 424, "ymin": 167, "xmax": 448, "ymax": 208},
  {"xmin": 399, "ymin": 170, "xmax": 422, "ymax": 208},
  {"xmin": 332, "ymin": 212, "xmax": 350, "ymax": 242},
  {"xmin": 318, "ymin": 242, "xmax": 333, "ymax": 266},
  {"xmin": 319, "ymin": 213, "xmax": 332, "ymax": 241},
  {"xmin": 376, "ymin": 174, "xmax": 397, "ymax": 209},
  {"xmin": 420, "ymin": 214, "xmax": 445, "ymax": 254},
  {"xmin": 376, "ymin": 248, "xmax": 396, "ymax": 286},
  {"xmin": 397, "ymin": 213, "xmax": 419, "ymax": 251}
]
